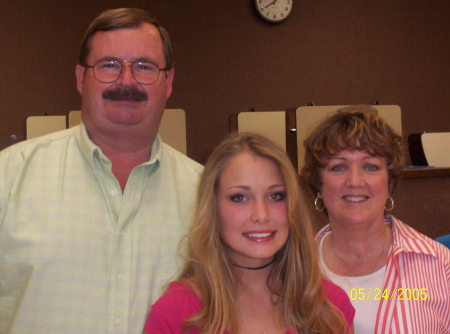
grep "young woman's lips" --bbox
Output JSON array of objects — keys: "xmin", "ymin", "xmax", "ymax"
[{"xmin": 242, "ymin": 231, "xmax": 277, "ymax": 242}]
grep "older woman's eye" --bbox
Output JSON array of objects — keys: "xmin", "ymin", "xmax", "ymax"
[
  {"xmin": 365, "ymin": 164, "xmax": 379, "ymax": 172},
  {"xmin": 330, "ymin": 164, "xmax": 346, "ymax": 172}
]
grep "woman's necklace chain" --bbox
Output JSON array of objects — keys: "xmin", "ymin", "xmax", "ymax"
[{"xmin": 332, "ymin": 226, "xmax": 389, "ymax": 276}]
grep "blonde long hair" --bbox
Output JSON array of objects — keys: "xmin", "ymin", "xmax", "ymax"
[{"xmin": 178, "ymin": 132, "xmax": 348, "ymax": 333}]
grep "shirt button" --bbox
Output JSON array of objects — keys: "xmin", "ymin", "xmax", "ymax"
[
  {"xmin": 115, "ymin": 318, "xmax": 122, "ymax": 326},
  {"xmin": 117, "ymin": 273, "xmax": 124, "ymax": 281},
  {"xmin": 111, "ymin": 189, "xmax": 118, "ymax": 196},
  {"xmin": 120, "ymin": 231, "xmax": 125, "ymax": 238}
]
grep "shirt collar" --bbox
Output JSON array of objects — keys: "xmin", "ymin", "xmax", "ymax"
[
  {"xmin": 315, "ymin": 215, "xmax": 438, "ymax": 259},
  {"xmin": 388, "ymin": 215, "xmax": 438, "ymax": 258},
  {"xmin": 75, "ymin": 122, "xmax": 162, "ymax": 170}
]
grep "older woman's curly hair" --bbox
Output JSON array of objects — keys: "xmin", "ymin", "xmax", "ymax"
[{"xmin": 301, "ymin": 105, "xmax": 405, "ymax": 195}]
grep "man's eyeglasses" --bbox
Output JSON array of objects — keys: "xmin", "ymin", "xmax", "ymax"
[{"xmin": 86, "ymin": 59, "xmax": 168, "ymax": 85}]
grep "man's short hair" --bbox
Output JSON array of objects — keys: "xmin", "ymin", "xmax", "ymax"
[{"xmin": 78, "ymin": 8, "xmax": 173, "ymax": 70}]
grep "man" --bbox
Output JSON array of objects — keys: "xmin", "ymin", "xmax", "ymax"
[{"xmin": 0, "ymin": 8, "xmax": 202, "ymax": 333}]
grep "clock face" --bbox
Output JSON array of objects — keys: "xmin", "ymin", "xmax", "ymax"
[{"xmin": 255, "ymin": 0, "xmax": 293, "ymax": 23}]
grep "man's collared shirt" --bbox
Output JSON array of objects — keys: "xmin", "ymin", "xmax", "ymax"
[{"xmin": 0, "ymin": 124, "xmax": 202, "ymax": 333}]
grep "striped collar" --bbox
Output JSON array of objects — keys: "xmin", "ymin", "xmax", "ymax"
[
  {"xmin": 387, "ymin": 215, "xmax": 438, "ymax": 259},
  {"xmin": 316, "ymin": 215, "xmax": 439, "ymax": 259}
]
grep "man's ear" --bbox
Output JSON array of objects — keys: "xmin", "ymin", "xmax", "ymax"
[
  {"xmin": 165, "ymin": 68, "xmax": 175, "ymax": 98},
  {"xmin": 75, "ymin": 65, "xmax": 86, "ymax": 95}
]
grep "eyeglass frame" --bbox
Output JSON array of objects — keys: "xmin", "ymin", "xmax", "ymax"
[{"xmin": 85, "ymin": 59, "xmax": 169, "ymax": 85}]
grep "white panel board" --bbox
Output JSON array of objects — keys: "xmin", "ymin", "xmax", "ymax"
[
  {"xmin": 25, "ymin": 115, "xmax": 67, "ymax": 139},
  {"xmin": 237, "ymin": 111, "xmax": 286, "ymax": 150},
  {"xmin": 421, "ymin": 132, "xmax": 450, "ymax": 167},
  {"xmin": 159, "ymin": 109, "xmax": 187, "ymax": 155}
]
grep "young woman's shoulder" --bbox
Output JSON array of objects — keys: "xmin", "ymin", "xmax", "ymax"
[
  {"xmin": 321, "ymin": 277, "xmax": 355, "ymax": 327},
  {"xmin": 144, "ymin": 280, "xmax": 203, "ymax": 333}
]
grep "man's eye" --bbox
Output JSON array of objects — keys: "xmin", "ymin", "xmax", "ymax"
[
  {"xmin": 136, "ymin": 63, "xmax": 157, "ymax": 71},
  {"xmin": 99, "ymin": 62, "xmax": 120, "ymax": 70}
]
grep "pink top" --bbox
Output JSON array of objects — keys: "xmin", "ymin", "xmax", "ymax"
[{"xmin": 144, "ymin": 278, "xmax": 355, "ymax": 333}]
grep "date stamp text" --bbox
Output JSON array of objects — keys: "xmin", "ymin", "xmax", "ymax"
[{"xmin": 350, "ymin": 288, "xmax": 428, "ymax": 301}]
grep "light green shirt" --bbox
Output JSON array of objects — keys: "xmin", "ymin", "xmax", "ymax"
[{"xmin": 0, "ymin": 124, "xmax": 202, "ymax": 333}]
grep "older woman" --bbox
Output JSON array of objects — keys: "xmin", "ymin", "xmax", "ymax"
[
  {"xmin": 145, "ymin": 132, "xmax": 354, "ymax": 333},
  {"xmin": 301, "ymin": 105, "xmax": 450, "ymax": 333}
]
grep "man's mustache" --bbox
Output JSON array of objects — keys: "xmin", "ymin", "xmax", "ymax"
[{"xmin": 102, "ymin": 87, "xmax": 148, "ymax": 101}]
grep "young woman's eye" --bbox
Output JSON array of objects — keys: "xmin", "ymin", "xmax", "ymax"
[
  {"xmin": 230, "ymin": 194, "xmax": 246, "ymax": 203},
  {"xmin": 269, "ymin": 192, "xmax": 286, "ymax": 201}
]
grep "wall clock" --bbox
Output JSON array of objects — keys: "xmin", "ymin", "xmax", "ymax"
[{"xmin": 254, "ymin": 0, "xmax": 293, "ymax": 23}]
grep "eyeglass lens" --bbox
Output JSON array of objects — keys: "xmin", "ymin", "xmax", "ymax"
[{"xmin": 93, "ymin": 60, "xmax": 161, "ymax": 85}]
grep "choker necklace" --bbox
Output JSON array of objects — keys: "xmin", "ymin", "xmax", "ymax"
[{"xmin": 232, "ymin": 258, "xmax": 275, "ymax": 270}]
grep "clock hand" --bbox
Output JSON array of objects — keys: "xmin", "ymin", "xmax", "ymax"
[{"xmin": 265, "ymin": 0, "xmax": 277, "ymax": 8}]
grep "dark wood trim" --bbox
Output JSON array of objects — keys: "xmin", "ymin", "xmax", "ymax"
[
  {"xmin": 228, "ymin": 113, "xmax": 238, "ymax": 132},
  {"xmin": 285, "ymin": 108, "xmax": 298, "ymax": 171},
  {"xmin": 401, "ymin": 167, "xmax": 450, "ymax": 179}
]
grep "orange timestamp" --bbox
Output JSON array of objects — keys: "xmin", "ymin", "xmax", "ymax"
[{"xmin": 350, "ymin": 288, "xmax": 428, "ymax": 301}]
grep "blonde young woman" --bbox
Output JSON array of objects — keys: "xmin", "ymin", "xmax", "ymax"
[{"xmin": 144, "ymin": 133, "xmax": 354, "ymax": 333}]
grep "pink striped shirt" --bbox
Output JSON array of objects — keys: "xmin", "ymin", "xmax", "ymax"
[{"xmin": 316, "ymin": 216, "xmax": 450, "ymax": 334}]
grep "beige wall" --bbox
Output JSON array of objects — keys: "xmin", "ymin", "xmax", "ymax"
[{"xmin": 0, "ymin": 0, "xmax": 449, "ymax": 237}]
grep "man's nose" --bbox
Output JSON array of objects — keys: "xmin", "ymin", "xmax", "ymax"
[{"xmin": 116, "ymin": 64, "xmax": 138, "ymax": 85}]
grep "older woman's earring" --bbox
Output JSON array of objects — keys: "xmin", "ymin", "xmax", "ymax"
[
  {"xmin": 385, "ymin": 197, "xmax": 394, "ymax": 211},
  {"xmin": 314, "ymin": 194, "xmax": 325, "ymax": 211}
]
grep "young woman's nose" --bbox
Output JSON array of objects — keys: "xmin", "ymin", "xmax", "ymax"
[{"xmin": 251, "ymin": 200, "xmax": 269, "ymax": 224}]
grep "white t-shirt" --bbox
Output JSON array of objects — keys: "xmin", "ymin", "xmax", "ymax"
[{"xmin": 319, "ymin": 232, "xmax": 386, "ymax": 334}]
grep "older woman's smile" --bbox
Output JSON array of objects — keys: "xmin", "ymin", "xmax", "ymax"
[{"xmin": 343, "ymin": 195, "xmax": 369, "ymax": 202}]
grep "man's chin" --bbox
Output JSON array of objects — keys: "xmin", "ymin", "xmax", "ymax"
[{"xmin": 106, "ymin": 108, "xmax": 146, "ymax": 126}]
